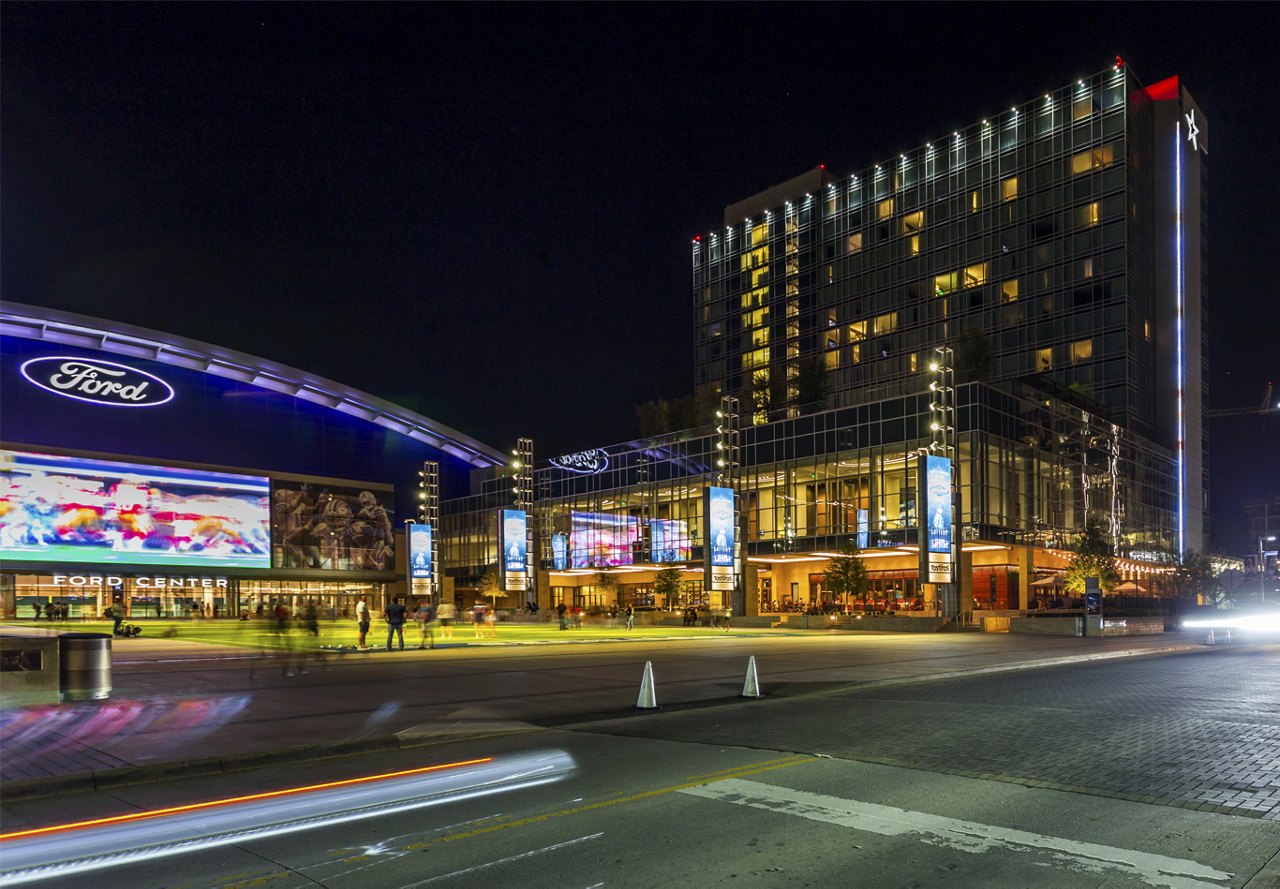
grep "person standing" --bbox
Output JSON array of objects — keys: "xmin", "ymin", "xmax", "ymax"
[
  {"xmin": 624, "ymin": 603, "xmax": 634, "ymax": 631},
  {"xmin": 722, "ymin": 605, "xmax": 732, "ymax": 632},
  {"xmin": 33, "ymin": 602, "xmax": 42, "ymax": 621},
  {"xmin": 384, "ymin": 596, "xmax": 407, "ymax": 651},
  {"xmin": 355, "ymin": 596, "xmax": 371, "ymax": 649},
  {"xmin": 557, "ymin": 601, "xmax": 568, "ymax": 631}
]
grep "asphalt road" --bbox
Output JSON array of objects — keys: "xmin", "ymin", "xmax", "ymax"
[{"xmin": 3, "ymin": 643, "xmax": 1278, "ymax": 888}]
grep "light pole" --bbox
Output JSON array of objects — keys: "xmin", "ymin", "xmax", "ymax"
[{"xmin": 1261, "ymin": 535, "xmax": 1276, "ymax": 604}]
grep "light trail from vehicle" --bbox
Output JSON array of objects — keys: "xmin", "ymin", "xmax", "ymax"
[{"xmin": 0, "ymin": 749, "xmax": 576, "ymax": 885}]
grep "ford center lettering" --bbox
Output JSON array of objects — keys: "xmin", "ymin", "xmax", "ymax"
[{"xmin": 20, "ymin": 357, "xmax": 175, "ymax": 407}]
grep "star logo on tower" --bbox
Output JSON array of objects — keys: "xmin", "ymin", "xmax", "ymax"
[{"xmin": 1185, "ymin": 109, "xmax": 1200, "ymax": 152}]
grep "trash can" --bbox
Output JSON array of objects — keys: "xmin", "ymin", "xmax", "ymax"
[{"xmin": 59, "ymin": 633, "xmax": 112, "ymax": 702}]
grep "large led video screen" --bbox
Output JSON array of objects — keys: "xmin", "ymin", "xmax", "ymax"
[
  {"xmin": 271, "ymin": 481, "xmax": 395, "ymax": 571},
  {"xmin": 570, "ymin": 511, "xmax": 638, "ymax": 568},
  {"xmin": 650, "ymin": 519, "xmax": 691, "ymax": 563},
  {"xmin": 0, "ymin": 450, "xmax": 271, "ymax": 568}
]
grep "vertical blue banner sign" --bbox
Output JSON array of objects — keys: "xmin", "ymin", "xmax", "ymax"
[
  {"xmin": 706, "ymin": 486, "xmax": 736, "ymax": 591},
  {"xmin": 925, "ymin": 455, "xmax": 953, "ymax": 554},
  {"xmin": 856, "ymin": 508, "xmax": 869, "ymax": 550},
  {"xmin": 501, "ymin": 509, "xmax": 528, "ymax": 591},
  {"xmin": 409, "ymin": 524, "xmax": 433, "ymax": 580},
  {"xmin": 551, "ymin": 532, "xmax": 568, "ymax": 571}
]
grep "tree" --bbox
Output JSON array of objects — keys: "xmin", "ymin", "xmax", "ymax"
[
  {"xmin": 1062, "ymin": 522, "xmax": 1120, "ymax": 595},
  {"xmin": 1152, "ymin": 549, "xmax": 1220, "ymax": 604},
  {"xmin": 794, "ymin": 356, "xmax": 829, "ymax": 413},
  {"xmin": 822, "ymin": 543, "xmax": 870, "ymax": 609},
  {"xmin": 478, "ymin": 566, "xmax": 503, "ymax": 609},
  {"xmin": 653, "ymin": 565, "xmax": 684, "ymax": 608},
  {"xmin": 749, "ymin": 370, "xmax": 772, "ymax": 419},
  {"xmin": 593, "ymin": 570, "xmax": 619, "ymax": 604}
]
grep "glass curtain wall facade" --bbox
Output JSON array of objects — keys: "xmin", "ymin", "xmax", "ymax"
[{"xmin": 692, "ymin": 63, "xmax": 1206, "ymax": 554}]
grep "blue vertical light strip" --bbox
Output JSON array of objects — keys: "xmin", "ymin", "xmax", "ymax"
[{"xmin": 1175, "ymin": 119, "xmax": 1186, "ymax": 558}]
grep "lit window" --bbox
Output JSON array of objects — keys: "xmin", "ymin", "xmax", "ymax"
[
  {"xmin": 847, "ymin": 232, "xmax": 863, "ymax": 254},
  {"xmin": 873, "ymin": 312, "xmax": 898, "ymax": 335},
  {"xmin": 824, "ymin": 350, "xmax": 839, "ymax": 370},
  {"xmin": 1072, "ymin": 95, "xmax": 1093, "ymax": 121},
  {"xmin": 969, "ymin": 190, "xmax": 979, "ymax": 213},
  {"xmin": 1082, "ymin": 257, "xmax": 1095, "ymax": 278},
  {"xmin": 900, "ymin": 210, "xmax": 925, "ymax": 233},
  {"xmin": 877, "ymin": 198, "xmax": 894, "ymax": 220},
  {"xmin": 963, "ymin": 262, "xmax": 988, "ymax": 287},
  {"xmin": 1081, "ymin": 202, "xmax": 1100, "ymax": 226},
  {"xmin": 744, "ymin": 347, "xmax": 770, "ymax": 368},
  {"xmin": 848, "ymin": 320, "xmax": 867, "ymax": 342},
  {"xmin": 1001, "ymin": 279, "xmax": 1019, "ymax": 302},
  {"xmin": 909, "ymin": 353, "xmax": 918, "ymax": 372},
  {"xmin": 1071, "ymin": 143, "xmax": 1115, "ymax": 175},
  {"xmin": 851, "ymin": 343, "xmax": 862, "ymax": 364},
  {"xmin": 1143, "ymin": 318, "xmax": 1151, "ymax": 341},
  {"xmin": 1071, "ymin": 339, "xmax": 1093, "ymax": 363},
  {"xmin": 1001, "ymin": 177, "xmax": 1018, "ymax": 201},
  {"xmin": 827, "ymin": 308, "xmax": 837, "ymax": 327},
  {"xmin": 1036, "ymin": 347, "xmax": 1053, "ymax": 371},
  {"xmin": 934, "ymin": 272, "xmax": 958, "ymax": 295},
  {"xmin": 909, "ymin": 234, "xmax": 920, "ymax": 256},
  {"xmin": 827, "ymin": 335, "xmax": 839, "ymax": 350}
]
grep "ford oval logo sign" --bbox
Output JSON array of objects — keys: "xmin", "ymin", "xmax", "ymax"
[{"xmin": 20, "ymin": 356, "xmax": 175, "ymax": 408}]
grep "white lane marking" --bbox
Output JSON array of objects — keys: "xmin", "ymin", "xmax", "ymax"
[
  {"xmin": 680, "ymin": 779, "xmax": 1233, "ymax": 889},
  {"xmin": 398, "ymin": 831, "xmax": 604, "ymax": 887}
]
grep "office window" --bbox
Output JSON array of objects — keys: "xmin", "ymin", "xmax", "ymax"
[
  {"xmin": 1082, "ymin": 257, "xmax": 1095, "ymax": 278},
  {"xmin": 826, "ymin": 308, "xmax": 837, "ymax": 327},
  {"xmin": 969, "ymin": 190, "xmax": 980, "ymax": 213},
  {"xmin": 873, "ymin": 312, "xmax": 898, "ymax": 335},
  {"xmin": 935, "ymin": 272, "xmax": 958, "ymax": 295},
  {"xmin": 900, "ymin": 210, "xmax": 925, "ymax": 233},
  {"xmin": 847, "ymin": 232, "xmax": 863, "ymax": 254},
  {"xmin": 909, "ymin": 234, "xmax": 920, "ymax": 256},
  {"xmin": 1143, "ymin": 318, "xmax": 1151, "ymax": 341},
  {"xmin": 1001, "ymin": 177, "xmax": 1018, "ymax": 201},
  {"xmin": 848, "ymin": 320, "xmax": 867, "ymax": 341},
  {"xmin": 1073, "ymin": 95, "xmax": 1093, "ymax": 122},
  {"xmin": 851, "ymin": 343, "xmax": 862, "ymax": 364},
  {"xmin": 1001, "ymin": 279, "xmax": 1019, "ymax": 302},
  {"xmin": 1071, "ymin": 339, "xmax": 1093, "ymax": 363},
  {"xmin": 878, "ymin": 198, "xmax": 894, "ymax": 220},
  {"xmin": 824, "ymin": 350, "xmax": 839, "ymax": 370},
  {"xmin": 1080, "ymin": 202, "xmax": 1100, "ymax": 227},
  {"xmin": 1071, "ymin": 143, "xmax": 1115, "ymax": 174},
  {"xmin": 963, "ymin": 262, "xmax": 988, "ymax": 288},
  {"xmin": 909, "ymin": 353, "xmax": 918, "ymax": 372},
  {"xmin": 1036, "ymin": 347, "xmax": 1053, "ymax": 371}
]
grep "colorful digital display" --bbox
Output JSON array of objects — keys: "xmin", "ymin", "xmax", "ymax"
[
  {"xmin": 856, "ymin": 508, "xmax": 869, "ymax": 550},
  {"xmin": 409, "ymin": 523, "xmax": 433, "ymax": 580},
  {"xmin": 0, "ymin": 450, "xmax": 270, "ymax": 568},
  {"xmin": 649, "ymin": 519, "xmax": 691, "ymax": 563},
  {"xmin": 272, "ymin": 481, "xmax": 395, "ymax": 571},
  {"xmin": 551, "ymin": 532, "xmax": 568, "ymax": 571},
  {"xmin": 925, "ymin": 455, "xmax": 952, "ymax": 555},
  {"xmin": 501, "ymin": 509, "xmax": 528, "ymax": 591},
  {"xmin": 707, "ymin": 487, "xmax": 735, "ymax": 568},
  {"xmin": 569, "ymin": 511, "xmax": 638, "ymax": 568}
]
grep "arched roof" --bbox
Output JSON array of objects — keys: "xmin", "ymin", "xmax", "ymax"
[{"xmin": 0, "ymin": 301, "xmax": 506, "ymax": 468}]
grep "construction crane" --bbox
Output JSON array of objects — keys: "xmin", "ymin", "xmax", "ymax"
[{"xmin": 1207, "ymin": 381, "xmax": 1278, "ymax": 418}]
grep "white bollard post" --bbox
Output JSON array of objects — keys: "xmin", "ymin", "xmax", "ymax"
[
  {"xmin": 635, "ymin": 660, "xmax": 659, "ymax": 709},
  {"xmin": 740, "ymin": 655, "xmax": 763, "ymax": 699}
]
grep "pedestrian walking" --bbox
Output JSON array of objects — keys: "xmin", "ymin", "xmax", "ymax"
[
  {"xmin": 384, "ymin": 596, "xmax": 408, "ymax": 651},
  {"xmin": 355, "ymin": 596, "xmax": 371, "ymax": 649},
  {"xmin": 722, "ymin": 606, "xmax": 732, "ymax": 632},
  {"xmin": 484, "ymin": 604, "xmax": 497, "ymax": 638},
  {"xmin": 438, "ymin": 600, "xmax": 457, "ymax": 639},
  {"xmin": 625, "ymin": 603, "xmax": 635, "ymax": 631},
  {"xmin": 415, "ymin": 600, "xmax": 436, "ymax": 649},
  {"xmin": 557, "ymin": 601, "xmax": 568, "ymax": 631},
  {"xmin": 472, "ymin": 603, "xmax": 486, "ymax": 638}
]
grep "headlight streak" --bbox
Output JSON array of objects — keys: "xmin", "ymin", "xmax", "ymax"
[
  {"xmin": 0, "ymin": 750, "xmax": 576, "ymax": 885},
  {"xmin": 1182, "ymin": 613, "xmax": 1280, "ymax": 633}
]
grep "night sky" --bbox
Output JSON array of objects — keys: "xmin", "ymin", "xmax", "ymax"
[{"xmin": 3, "ymin": 4, "xmax": 1277, "ymax": 551}]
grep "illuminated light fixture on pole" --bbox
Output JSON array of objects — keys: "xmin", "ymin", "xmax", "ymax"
[{"xmin": 1261, "ymin": 535, "xmax": 1276, "ymax": 605}]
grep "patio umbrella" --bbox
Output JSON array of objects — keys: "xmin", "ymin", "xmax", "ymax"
[
  {"xmin": 1114, "ymin": 580, "xmax": 1147, "ymax": 593},
  {"xmin": 1029, "ymin": 576, "xmax": 1061, "ymax": 588}
]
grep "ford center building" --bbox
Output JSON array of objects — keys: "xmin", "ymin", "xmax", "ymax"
[{"xmin": 0, "ymin": 302, "xmax": 505, "ymax": 620}]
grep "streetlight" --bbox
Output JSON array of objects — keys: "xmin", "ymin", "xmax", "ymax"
[{"xmin": 1261, "ymin": 535, "xmax": 1276, "ymax": 604}]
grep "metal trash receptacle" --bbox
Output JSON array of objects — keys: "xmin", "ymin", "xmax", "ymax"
[{"xmin": 59, "ymin": 633, "xmax": 112, "ymax": 702}]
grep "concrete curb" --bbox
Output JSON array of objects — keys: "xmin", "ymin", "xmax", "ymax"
[{"xmin": 0, "ymin": 640, "xmax": 1226, "ymax": 801}]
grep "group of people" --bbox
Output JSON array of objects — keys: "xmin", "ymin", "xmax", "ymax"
[
  {"xmin": 356, "ymin": 596, "xmax": 488, "ymax": 651},
  {"xmin": 31, "ymin": 602, "xmax": 72, "ymax": 621}
]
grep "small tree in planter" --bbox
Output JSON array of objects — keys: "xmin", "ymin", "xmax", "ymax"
[
  {"xmin": 653, "ymin": 565, "xmax": 684, "ymax": 609},
  {"xmin": 822, "ymin": 543, "xmax": 870, "ymax": 611}
]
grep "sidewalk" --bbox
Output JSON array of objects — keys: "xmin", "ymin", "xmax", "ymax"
[{"xmin": 0, "ymin": 625, "xmax": 1235, "ymax": 799}]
